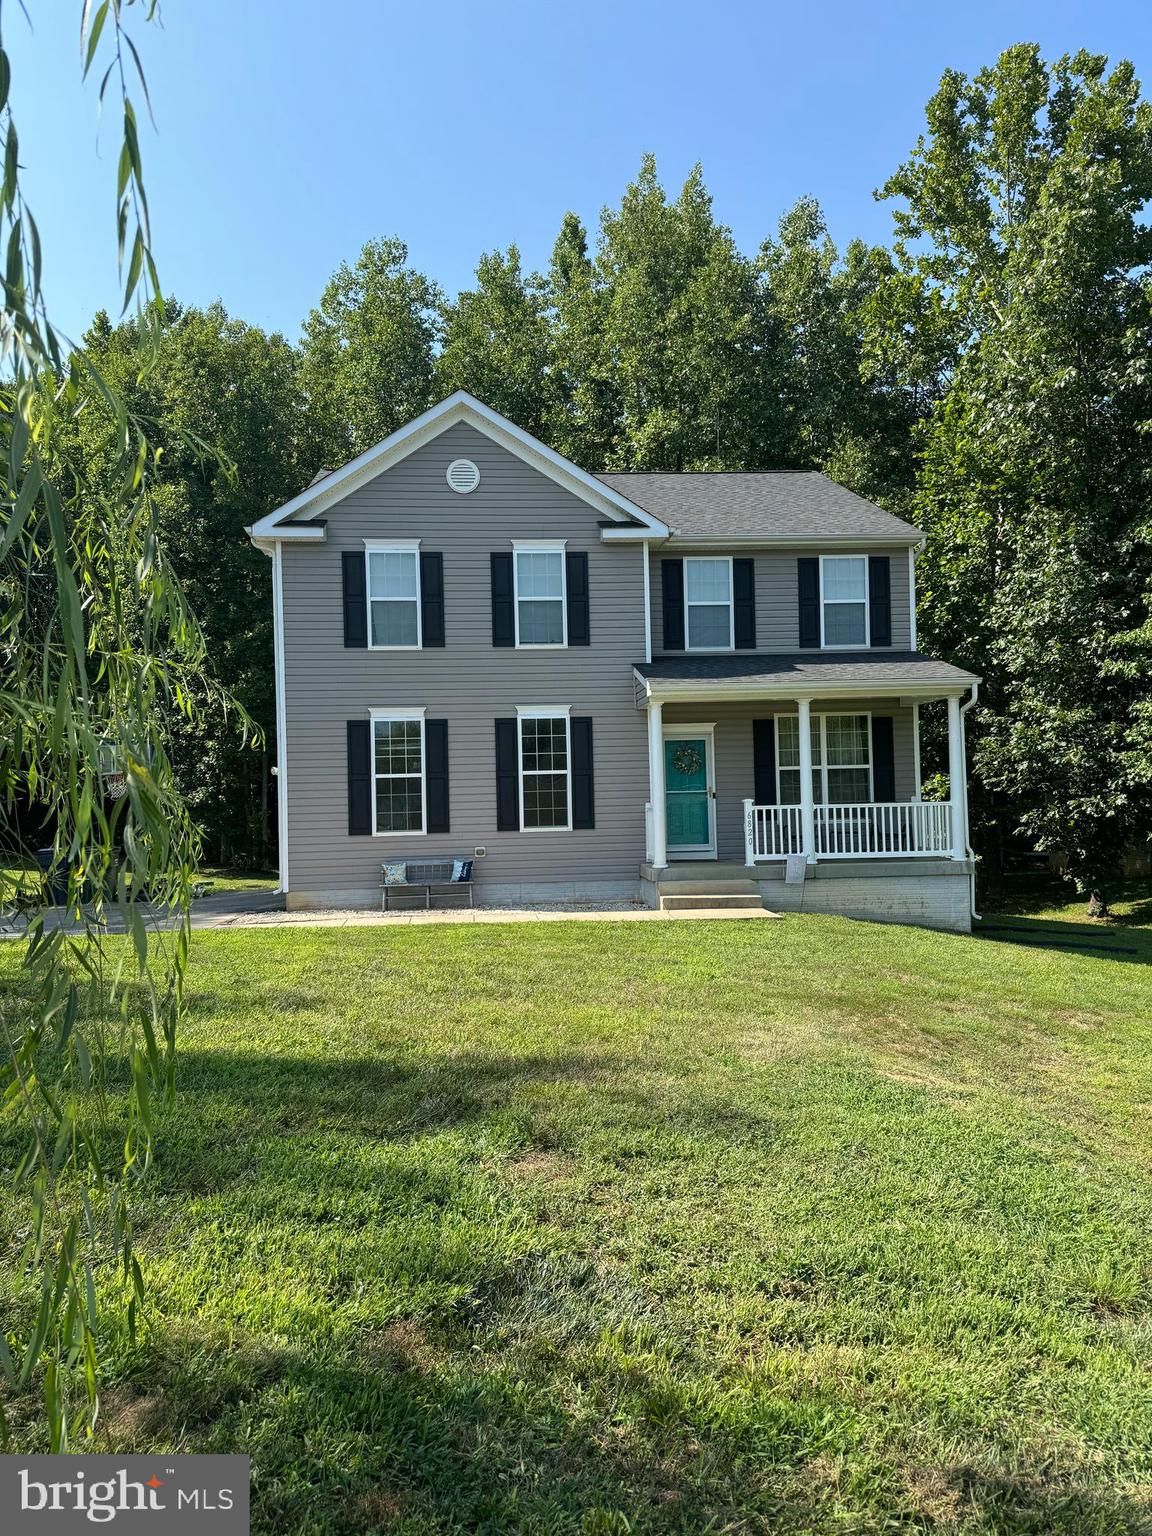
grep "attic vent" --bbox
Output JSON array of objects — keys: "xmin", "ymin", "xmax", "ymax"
[{"xmin": 446, "ymin": 458, "xmax": 480, "ymax": 495}]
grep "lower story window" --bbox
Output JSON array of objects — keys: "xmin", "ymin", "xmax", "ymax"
[
  {"xmin": 519, "ymin": 712, "xmax": 570, "ymax": 830},
  {"xmin": 373, "ymin": 714, "xmax": 424, "ymax": 833},
  {"xmin": 777, "ymin": 713, "xmax": 871, "ymax": 804}
]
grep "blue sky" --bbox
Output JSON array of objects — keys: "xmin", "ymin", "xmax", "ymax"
[{"xmin": 8, "ymin": 0, "xmax": 1150, "ymax": 344}]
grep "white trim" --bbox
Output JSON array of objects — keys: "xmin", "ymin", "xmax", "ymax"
[
  {"xmin": 517, "ymin": 710, "xmax": 573, "ymax": 832},
  {"xmin": 365, "ymin": 544, "xmax": 423, "ymax": 651},
  {"xmin": 819, "ymin": 554, "xmax": 870, "ymax": 650},
  {"xmin": 272, "ymin": 543, "xmax": 289, "ymax": 894},
  {"xmin": 369, "ymin": 710, "xmax": 428, "ymax": 838},
  {"xmin": 642, "ymin": 541, "xmax": 652, "ymax": 665},
  {"xmin": 647, "ymin": 703, "xmax": 667, "ymax": 868},
  {"xmin": 684, "ymin": 555, "xmax": 735, "ymax": 652},
  {"xmin": 513, "ymin": 544, "xmax": 567, "ymax": 649},
  {"xmin": 633, "ymin": 667, "xmax": 978, "ymax": 706},
  {"xmin": 247, "ymin": 391, "xmax": 669, "ymax": 540},
  {"xmin": 661, "ymin": 722, "xmax": 717, "ymax": 859},
  {"xmin": 908, "ymin": 544, "xmax": 920, "ymax": 651},
  {"xmin": 775, "ymin": 710, "xmax": 875, "ymax": 808}
]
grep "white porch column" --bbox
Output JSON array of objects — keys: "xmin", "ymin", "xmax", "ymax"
[
  {"xmin": 647, "ymin": 700, "xmax": 667, "ymax": 869},
  {"xmin": 947, "ymin": 694, "xmax": 967, "ymax": 861},
  {"xmin": 911, "ymin": 703, "xmax": 922, "ymax": 801},
  {"xmin": 797, "ymin": 696, "xmax": 816, "ymax": 862}
]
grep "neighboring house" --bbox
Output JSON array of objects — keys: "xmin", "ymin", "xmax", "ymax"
[{"xmin": 248, "ymin": 392, "xmax": 980, "ymax": 931}]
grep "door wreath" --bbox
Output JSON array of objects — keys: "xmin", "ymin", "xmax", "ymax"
[{"xmin": 671, "ymin": 743, "xmax": 703, "ymax": 778}]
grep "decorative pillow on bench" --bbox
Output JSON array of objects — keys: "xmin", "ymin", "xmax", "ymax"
[
  {"xmin": 383, "ymin": 862, "xmax": 408, "ymax": 886},
  {"xmin": 451, "ymin": 859, "xmax": 473, "ymax": 883}
]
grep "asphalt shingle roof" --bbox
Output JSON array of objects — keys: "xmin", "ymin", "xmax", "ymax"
[
  {"xmin": 635, "ymin": 652, "xmax": 979, "ymax": 690},
  {"xmin": 595, "ymin": 471, "xmax": 921, "ymax": 543}
]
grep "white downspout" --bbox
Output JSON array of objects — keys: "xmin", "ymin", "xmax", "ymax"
[
  {"xmin": 272, "ymin": 540, "xmax": 290, "ymax": 896},
  {"xmin": 642, "ymin": 540, "xmax": 652, "ymax": 665},
  {"xmin": 961, "ymin": 681, "xmax": 979, "ymax": 920}
]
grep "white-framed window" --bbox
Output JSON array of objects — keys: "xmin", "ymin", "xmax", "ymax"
[
  {"xmin": 517, "ymin": 706, "xmax": 571, "ymax": 830},
  {"xmin": 513, "ymin": 542, "xmax": 566, "ymax": 647},
  {"xmin": 371, "ymin": 708, "xmax": 426, "ymax": 834},
  {"xmin": 365, "ymin": 541, "xmax": 421, "ymax": 649},
  {"xmin": 820, "ymin": 555, "xmax": 868, "ymax": 648},
  {"xmin": 776, "ymin": 713, "xmax": 873, "ymax": 805},
  {"xmin": 685, "ymin": 557, "xmax": 734, "ymax": 650}
]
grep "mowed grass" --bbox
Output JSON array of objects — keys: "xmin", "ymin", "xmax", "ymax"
[{"xmin": 2, "ymin": 907, "xmax": 1152, "ymax": 1534}]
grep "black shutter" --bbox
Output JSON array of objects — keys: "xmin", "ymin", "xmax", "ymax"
[
  {"xmin": 571, "ymin": 717, "xmax": 595, "ymax": 829},
  {"xmin": 871, "ymin": 716, "xmax": 895, "ymax": 801},
  {"xmin": 495, "ymin": 718, "xmax": 520, "ymax": 830},
  {"xmin": 425, "ymin": 720, "xmax": 449, "ymax": 832},
  {"xmin": 662, "ymin": 559, "xmax": 685, "ymax": 650},
  {"xmin": 420, "ymin": 552, "xmax": 445, "ymax": 647},
  {"xmin": 797, "ymin": 558, "xmax": 820, "ymax": 648},
  {"xmin": 868, "ymin": 555, "xmax": 892, "ymax": 648},
  {"xmin": 752, "ymin": 719, "xmax": 777, "ymax": 804},
  {"xmin": 491, "ymin": 553, "xmax": 515, "ymax": 647},
  {"xmin": 347, "ymin": 720, "xmax": 372, "ymax": 835},
  {"xmin": 566, "ymin": 552, "xmax": 590, "ymax": 645},
  {"xmin": 342, "ymin": 551, "xmax": 368, "ymax": 648},
  {"xmin": 734, "ymin": 558, "xmax": 756, "ymax": 649}
]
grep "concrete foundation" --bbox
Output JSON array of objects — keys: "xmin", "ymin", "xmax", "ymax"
[
  {"xmin": 642, "ymin": 858, "xmax": 974, "ymax": 933},
  {"xmin": 286, "ymin": 879, "xmax": 644, "ymax": 911}
]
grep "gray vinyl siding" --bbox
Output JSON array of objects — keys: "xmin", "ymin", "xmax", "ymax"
[
  {"xmin": 651, "ymin": 546, "xmax": 913, "ymax": 656},
  {"xmin": 280, "ymin": 422, "xmax": 649, "ymax": 895},
  {"xmin": 662, "ymin": 699, "xmax": 918, "ymax": 862}
]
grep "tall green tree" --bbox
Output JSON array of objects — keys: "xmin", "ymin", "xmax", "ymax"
[
  {"xmin": 883, "ymin": 46, "xmax": 1152, "ymax": 904},
  {"xmin": 759, "ymin": 198, "xmax": 918, "ymax": 505},
  {"xmin": 547, "ymin": 158, "xmax": 774, "ymax": 471},
  {"xmin": 298, "ymin": 237, "xmax": 440, "ymax": 471},
  {"xmin": 435, "ymin": 245, "xmax": 552, "ymax": 436},
  {"xmin": 543, "ymin": 211, "xmax": 617, "ymax": 468},
  {"xmin": 66, "ymin": 303, "xmax": 302, "ymax": 863}
]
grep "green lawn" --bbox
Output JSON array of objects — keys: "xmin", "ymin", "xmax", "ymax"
[{"xmin": 2, "ymin": 904, "xmax": 1151, "ymax": 1534}]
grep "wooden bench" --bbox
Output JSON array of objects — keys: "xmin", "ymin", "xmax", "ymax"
[{"xmin": 381, "ymin": 859, "xmax": 474, "ymax": 911}]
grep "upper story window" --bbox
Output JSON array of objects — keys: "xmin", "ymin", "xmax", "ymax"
[
  {"xmin": 367, "ymin": 543, "xmax": 421, "ymax": 648},
  {"xmin": 820, "ymin": 556, "xmax": 868, "ymax": 648},
  {"xmin": 685, "ymin": 557, "xmax": 733, "ymax": 650},
  {"xmin": 514, "ymin": 543, "xmax": 566, "ymax": 647}
]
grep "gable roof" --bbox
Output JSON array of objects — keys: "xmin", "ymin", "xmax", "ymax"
[
  {"xmin": 247, "ymin": 392, "xmax": 668, "ymax": 546},
  {"xmin": 595, "ymin": 472, "xmax": 922, "ymax": 546}
]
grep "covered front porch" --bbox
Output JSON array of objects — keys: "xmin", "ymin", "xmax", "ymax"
[{"xmin": 633, "ymin": 653, "xmax": 981, "ymax": 929}]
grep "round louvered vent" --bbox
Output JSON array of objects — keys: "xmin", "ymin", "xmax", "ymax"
[{"xmin": 446, "ymin": 459, "xmax": 480, "ymax": 494}]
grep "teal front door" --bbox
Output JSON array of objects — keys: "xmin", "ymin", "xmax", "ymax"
[{"xmin": 664, "ymin": 735, "xmax": 714, "ymax": 854}]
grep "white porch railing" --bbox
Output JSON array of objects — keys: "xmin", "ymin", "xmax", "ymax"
[
  {"xmin": 745, "ymin": 800, "xmax": 954, "ymax": 862},
  {"xmin": 748, "ymin": 803, "xmax": 805, "ymax": 859}
]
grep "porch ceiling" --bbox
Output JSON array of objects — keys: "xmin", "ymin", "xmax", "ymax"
[{"xmin": 634, "ymin": 651, "xmax": 980, "ymax": 703}]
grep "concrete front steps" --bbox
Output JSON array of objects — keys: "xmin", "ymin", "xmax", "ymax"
[{"xmin": 642, "ymin": 861, "xmax": 770, "ymax": 915}]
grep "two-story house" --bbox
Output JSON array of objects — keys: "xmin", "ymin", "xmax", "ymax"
[{"xmin": 248, "ymin": 392, "xmax": 980, "ymax": 931}]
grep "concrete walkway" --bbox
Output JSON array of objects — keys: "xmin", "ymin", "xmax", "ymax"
[
  {"xmin": 2, "ymin": 888, "xmax": 779, "ymax": 937},
  {"xmin": 205, "ymin": 904, "xmax": 780, "ymax": 929}
]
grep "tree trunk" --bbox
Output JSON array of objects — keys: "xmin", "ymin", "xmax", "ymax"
[{"xmin": 1086, "ymin": 888, "xmax": 1110, "ymax": 919}]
